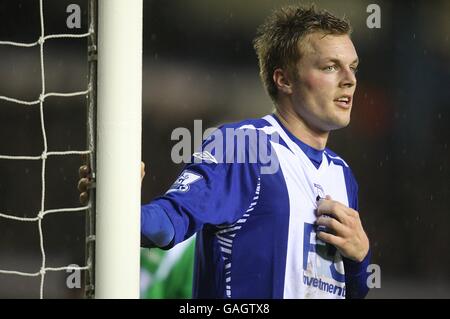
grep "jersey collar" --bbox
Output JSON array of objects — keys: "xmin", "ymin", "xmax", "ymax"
[{"xmin": 270, "ymin": 114, "xmax": 324, "ymax": 169}]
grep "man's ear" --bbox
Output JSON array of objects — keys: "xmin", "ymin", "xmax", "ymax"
[{"xmin": 273, "ymin": 68, "xmax": 293, "ymax": 95}]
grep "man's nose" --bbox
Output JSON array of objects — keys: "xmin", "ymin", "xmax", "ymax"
[{"xmin": 339, "ymin": 67, "xmax": 356, "ymax": 88}]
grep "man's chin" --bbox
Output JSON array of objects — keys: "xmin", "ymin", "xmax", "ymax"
[{"xmin": 325, "ymin": 118, "xmax": 351, "ymax": 131}]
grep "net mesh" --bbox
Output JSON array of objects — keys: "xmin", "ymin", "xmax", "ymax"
[{"xmin": 0, "ymin": 0, "xmax": 93, "ymax": 298}]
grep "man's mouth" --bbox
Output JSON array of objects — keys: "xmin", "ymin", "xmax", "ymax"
[{"xmin": 334, "ymin": 95, "xmax": 352, "ymax": 108}]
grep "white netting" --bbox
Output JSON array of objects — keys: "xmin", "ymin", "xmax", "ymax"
[{"xmin": 0, "ymin": 0, "xmax": 93, "ymax": 298}]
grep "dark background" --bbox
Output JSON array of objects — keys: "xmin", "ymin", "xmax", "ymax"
[{"xmin": 0, "ymin": 0, "xmax": 449, "ymax": 298}]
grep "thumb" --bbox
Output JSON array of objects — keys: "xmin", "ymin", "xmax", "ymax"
[{"xmin": 141, "ymin": 161, "xmax": 146, "ymax": 182}]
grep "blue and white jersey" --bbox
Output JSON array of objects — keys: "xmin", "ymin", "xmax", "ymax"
[{"xmin": 151, "ymin": 114, "xmax": 368, "ymax": 299}]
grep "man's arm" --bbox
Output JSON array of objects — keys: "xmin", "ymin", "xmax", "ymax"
[
  {"xmin": 342, "ymin": 250, "xmax": 371, "ymax": 299},
  {"xmin": 140, "ymin": 203, "xmax": 175, "ymax": 248},
  {"xmin": 79, "ymin": 161, "xmax": 176, "ymax": 248},
  {"xmin": 140, "ymin": 162, "xmax": 176, "ymax": 248},
  {"xmin": 79, "ymin": 125, "xmax": 262, "ymax": 250},
  {"xmin": 141, "ymin": 125, "xmax": 262, "ymax": 248}
]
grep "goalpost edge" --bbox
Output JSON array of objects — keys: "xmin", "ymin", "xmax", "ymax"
[{"xmin": 95, "ymin": 0, "xmax": 143, "ymax": 299}]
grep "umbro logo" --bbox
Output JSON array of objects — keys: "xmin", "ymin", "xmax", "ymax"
[{"xmin": 192, "ymin": 151, "xmax": 218, "ymax": 164}]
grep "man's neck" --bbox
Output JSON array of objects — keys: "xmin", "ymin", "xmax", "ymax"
[{"xmin": 274, "ymin": 106, "xmax": 329, "ymax": 150}]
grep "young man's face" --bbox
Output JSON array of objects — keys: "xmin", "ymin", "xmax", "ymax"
[{"xmin": 290, "ymin": 32, "xmax": 358, "ymax": 133}]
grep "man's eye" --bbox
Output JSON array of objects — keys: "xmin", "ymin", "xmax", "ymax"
[
  {"xmin": 323, "ymin": 65, "xmax": 337, "ymax": 72},
  {"xmin": 350, "ymin": 67, "xmax": 359, "ymax": 74}
]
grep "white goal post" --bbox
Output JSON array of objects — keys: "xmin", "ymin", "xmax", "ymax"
[{"xmin": 95, "ymin": 0, "xmax": 143, "ymax": 298}]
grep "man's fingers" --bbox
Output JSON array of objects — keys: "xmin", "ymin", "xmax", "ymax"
[
  {"xmin": 78, "ymin": 177, "xmax": 92, "ymax": 192},
  {"xmin": 79, "ymin": 192, "xmax": 89, "ymax": 205},
  {"xmin": 141, "ymin": 162, "xmax": 146, "ymax": 182},
  {"xmin": 316, "ymin": 216, "xmax": 347, "ymax": 236},
  {"xmin": 78, "ymin": 163, "xmax": 93, "ymax": 204},
  {"xmin": 317, "ymin": 231, "xmax": 344, "ymax": 248},
  {"xmin": 79, "ymin": 165, "xmax": 90, "ymax": 178},
  {"xmin": 316, "ymin": 199, "xmax": 347, "ymax": 224}
]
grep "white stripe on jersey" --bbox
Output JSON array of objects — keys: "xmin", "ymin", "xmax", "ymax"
[{"xmin": 265, "ymin": 115, "xmax": 348, "ymax": 299}]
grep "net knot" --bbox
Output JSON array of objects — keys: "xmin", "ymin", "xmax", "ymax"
[
  {"xmin": 38, "ymin": 37, "xmax": 45, "ymax": 45},
  {"xmin": 37, "ymin": 211, "xmax": 45, "ymax": 220},
  {"xmin": 40, "ymin": 268, "xmax": 46, "ymax": 275},
  {"xmin": 41, "ymin": 152, "xmax": 47, "ymax": 160}
]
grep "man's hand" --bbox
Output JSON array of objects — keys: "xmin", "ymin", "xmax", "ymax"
[
  {"xmin": 315, "ymin": 195, "xmax": 369, "ymax": 262},
  {"xmin": 77, "ymin": 161, "xmax": 146, "ymax": 205},
  {"xmin": 78, "ymin": 165, "xmax": 93, "ymax": 205}
]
